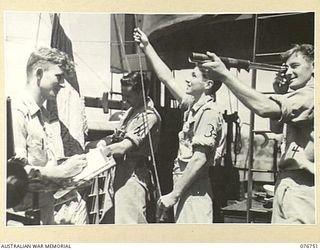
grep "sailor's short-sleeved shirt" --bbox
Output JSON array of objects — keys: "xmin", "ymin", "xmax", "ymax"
[
  {"xmin": 177, "ymin": 95, "xmax": 225, "ymax": 166},
  {"xmin": 269, "ymin": 79, "xmax": 314, "ymax": 171},
  {"xmin": 120, "ymin": 98, "xmax": 161, "ymax": 158},
  {"xmin": 112, "ymin": 98, "xmax": 161, "ymax": 191},
  {"xmin": 11, "ymin": 91, "xmax": 58, "ymax": 224},
  {"xmin": 12, "ymin": 91, "xmax": 57, "ymax": 171}
]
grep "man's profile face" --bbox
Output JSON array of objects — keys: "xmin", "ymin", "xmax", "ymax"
[
  {"xmin": 285, "ymin": 52, "xmax": 314, "ymax": 90},
  {"xmin": 121, "ymin": 85, "xmax": 142, "ymax": 107},
  {"xmin": 185, "ymin": 67, "xmax": 206, "ymax": 96},
  {"xmin": 39, "ymin": 63, "xmax": 65, "ymax": 100}
]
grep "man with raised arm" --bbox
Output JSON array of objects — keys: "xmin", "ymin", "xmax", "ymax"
[
  {"xmin": 11, "ymin": 47, "xmax": 87, "ymax": 225},
  {"xmin": 202, "ymin": 44, "xmax": 314, "ymax": 224},
  {"xmin": 134, "ymin": 28, "xmax": 225, "ymax": 223}
]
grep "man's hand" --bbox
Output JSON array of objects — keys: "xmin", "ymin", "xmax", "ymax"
[
  {"xmin": 100, "ymin": 145, "xmax": 113, "ymax": 157},
  {"xmin": 201, "ymin": 52, "xmax": 230, "ymax": 81},
  {"xmin": 157, "ymin": 192, "xmax": 180, "ymax": 211},
  {"xmin": 291, "ymin": 149, "xmax": 314, "ymax": 174},
  {"xmin": 57, "ymin": 154, "xmax": 87, "ymax": 178},
  {"xmin": 273, "ymin": 67, "xmax": 289, "ymax": 94},
  {"xmin": 133, "ymin": 27, "xmax": 149, "ymax": 49},
  {"xmin": 96, "ymin": 139, "xmax": 107, "ymax": 149}
]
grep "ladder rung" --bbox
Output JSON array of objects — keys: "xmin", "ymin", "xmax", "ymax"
[
  {"xmin": 235, "ymin": 167, "xmax": 276, "ymax": 173},
  {"xmin": 251, "ymin": 169, "xmax": 275, "ymax": 173},
  {"xmin": 88, "ymin": 194, "xmax": 98, "ymax": 197},
  {"xmin": 249, "ymin": 208, "xmax": 270, "ymax": 213},
  {"xmin": 252, "ymin": 130, "xmax": 272, "ymax": 134}
]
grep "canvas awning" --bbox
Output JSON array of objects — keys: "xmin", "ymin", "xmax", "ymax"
[{"xmin": 111, "ymin": 13, "xmax": 314, "ymax": 72}]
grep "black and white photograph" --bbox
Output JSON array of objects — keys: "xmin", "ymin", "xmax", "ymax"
[{"xmin": 4, "ymin": 10, "xmax": 315, "ymax": 230}]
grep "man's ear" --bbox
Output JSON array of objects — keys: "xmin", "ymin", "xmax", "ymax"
[
  {"xmin": 35, "ymin": 68, "xmax": 44, "ymax": 84},
  {"xmin": 205, "ymin": 79, "xmax": 214, "ymax": 90}
]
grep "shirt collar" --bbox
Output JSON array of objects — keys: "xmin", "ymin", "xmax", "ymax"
[
  {"xmin": 191, "ymin": 95, "xmax": 213, "ymax": 113},
  {"xmin": 122, "ymin": 97, "xmax": 154, "ymax": 122},
  {"xmin": 306, "ymin": 77, "xmax": 314, "ymax": 87},
  {"xmin": 20, "ymin": 90, "xmax": 42, "ymax": 116},
  {"xmin": 132, "ymin": 97, "xmax": 155, "ymax": 112}
]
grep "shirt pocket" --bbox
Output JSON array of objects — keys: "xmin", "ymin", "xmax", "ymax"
[
  {"xmin": 27, "ymin": 138, "xmax": 48, "ymax": 166},
  {"xmin": 178, "ymin": 119, "xmax": 195, "ymax": 160}
]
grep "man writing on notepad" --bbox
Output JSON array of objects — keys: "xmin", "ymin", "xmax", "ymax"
[{"xmin": 11, "ymin": 47, "xmax": 87, "ymax": 225}]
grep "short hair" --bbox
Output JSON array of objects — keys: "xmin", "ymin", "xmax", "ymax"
[
  {"xmin": 120, "ymin": 71, "xmax": 150, "ymax": 95},
  {"xmin": 281, "ymin": 44, "xmax": 314, "ymax": 63},
  {"xmin": 26, "ymin": 47, "xmax": 75, "ymax": 79},
  {"xmin": 197, "ymin": 66, "xmax": 222, "ymax": 95}
]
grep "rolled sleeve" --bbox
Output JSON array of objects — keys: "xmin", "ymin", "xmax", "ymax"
[
  {"xmin": 124, "ymin": 111, "xmax": 158, "ymax": 148},
  {"xmin": 269, "ymin": 86, "xmax": 314, "ymax": 124},
  {"xmin": 192, "ymin": 109, "xmax": 220, "ymax": 149}
]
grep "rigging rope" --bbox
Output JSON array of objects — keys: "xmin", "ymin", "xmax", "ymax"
[
  {"xmin": 35, "ymin": 13, "xmax": 42, "ymax": 49},
  {"xmin": 134, "ymin": 16, "xmax": 162, "ymax": 198},
  {"xmin": 227, "ymin": 88, "xmax": 233, "ymax": 113}
]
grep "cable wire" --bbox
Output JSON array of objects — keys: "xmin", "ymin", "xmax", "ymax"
[{"xmin": 35, "ymin": 13, "xmax": 42, "ymax": 49}]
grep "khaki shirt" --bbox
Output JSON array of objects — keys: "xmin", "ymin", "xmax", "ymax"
[
  {"xmin": 12, "ymin": 91, "xmax": 57, "ymax": 171},
  {"xmin": 270, "ymin": 78, "xmax": 314, "ymax": 177},
  {"xmin": 11, "ymin": 90, "xmax": 58, "ymax": 224},
  {"xmin": 178, "ymin": 95, "xmax": 225, "ymax": 166},
  {"xmin": 120, "ymin": 98, "xmax": 161, "ymax": 158},
  {"xmin": 113, "ymin": 98, "xmax": 161, "ymax": 190}
]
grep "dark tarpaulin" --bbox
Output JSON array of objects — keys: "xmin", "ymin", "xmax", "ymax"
[
  {"xmin": 142, "ymin": 14, "xmax": 255, "ymax": 38},
  {"xmin": 142, "ymin": 14, "xmax": 209, "ymax": 36},
  {"xmin": 139, "ymin": 13, "xmax": 314, "ymax": 69},
  {"xmin": 141, "ymin": 14, "xmax": 256, "ymax": 69}
]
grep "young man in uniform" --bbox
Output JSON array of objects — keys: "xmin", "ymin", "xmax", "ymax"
[
  {"xmin": 134, "ymin": 28, "xmax": 225, "ymax": 223},
  {"xmin": 203, "ymin": 44, "xmax": 314, "ymax": 224},
  {"xmin": 97, "ymin": 71, "xmax": 161, "ymax": 224},
  {"xmin": 11, "ymin": 47, "xmax": 87, "ymax": 225}
]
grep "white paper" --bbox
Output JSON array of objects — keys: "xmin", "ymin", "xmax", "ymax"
[
  {"xmin": 73, "ymin": 148, "xmax": 116, "ymax": 182},
  {"xmin": 54, "ymin": 148, "xmax": 116, "ymax": 199}
]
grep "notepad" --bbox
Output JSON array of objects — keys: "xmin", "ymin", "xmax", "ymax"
[
  {"xmin": 73, "ymin": 148, "xmax": 116, "ymax": 182},
  {"xmin": 54, "ymin": 148, "xmax": 116, "ymax": 199}
]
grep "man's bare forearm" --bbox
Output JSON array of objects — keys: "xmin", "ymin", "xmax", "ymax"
[
  {"xmin": 223, "ymin": 73, "xmax": 281, "ymax": 119},
  {"xmin": 143, "ymin": 44, "xmax": 184, "ymax": 103},
  {"xmin": 171, "ymin": 151, "xmax": 207, "ymax": 198},
  {"xmin": 107, "ymin": 138, "xmax": 134, "ymax": 157}
]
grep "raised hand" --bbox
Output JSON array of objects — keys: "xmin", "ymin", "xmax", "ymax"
[
  {"xmin": 201, "ymin": 52, "xmax": 230, "ymax": 81},
  {"xmin": 133, "ymin": 27, "xmax": 149, "ymax": 49},
  {"xmin": 273, "ymin": 65, "xmax": 290, "ymax": 94}
]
